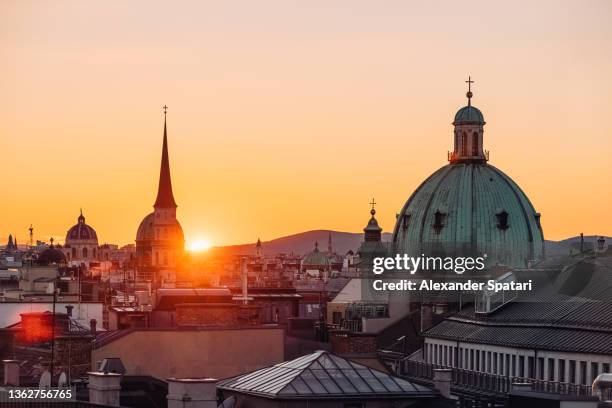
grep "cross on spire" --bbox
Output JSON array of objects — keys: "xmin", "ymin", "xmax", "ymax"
[
  {"xmin": 369, "ymin": 198, "xmax": 377, "ymax": 216},
  {"xmin": 465, "ymin": 76, "xmax": 474, "ymax": 106},
  {"xmin": 162, "ymin": 105, "xmax": 168, "ymax": 116}
]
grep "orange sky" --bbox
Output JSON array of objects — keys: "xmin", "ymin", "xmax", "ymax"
[{"xmin": 1, "ymin": 0, "xmax": 611, "ymax": 247}]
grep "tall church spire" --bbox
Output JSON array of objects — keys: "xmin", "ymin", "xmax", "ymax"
[{"xmin": 154, "ymin": 105, "xmax": 177, "ymax": 208}]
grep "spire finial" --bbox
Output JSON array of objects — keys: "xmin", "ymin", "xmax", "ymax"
[
  {"xmin": 369, "ymin": 198, "xmax": 377, "ymax": 216},
  {"xmin": 465, "ymin": 76, "xmax": 474, "ymax": 106},
  {"xmin": 162, "ymin": 105, "xmax": 168, "ymax": 116}
]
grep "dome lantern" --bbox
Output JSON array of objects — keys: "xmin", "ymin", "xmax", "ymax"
[{"xmin": 449, "ymin": 76, "xmax": 489, "ymax": 164}]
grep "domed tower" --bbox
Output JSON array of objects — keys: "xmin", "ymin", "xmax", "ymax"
[
  {"xmin": 136, "ymin": 107, "xmax": 185, "ymax": 271},
  {"xmin": 393, "ymin": 79, "xmax": 544, "ymax": 268},
  {"xmin": 65, "ymin": 209, "xmax": 99, "ymax": 263}
]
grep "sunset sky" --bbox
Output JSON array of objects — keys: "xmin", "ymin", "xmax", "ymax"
[{"xmin": 1, "ymin": 0, "xmax": 611, "ymax": 247}]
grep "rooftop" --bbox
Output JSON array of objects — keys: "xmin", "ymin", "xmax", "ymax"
[{"xmin": 217, "ymin": 350, "xmax": 435, "ymax": 399}]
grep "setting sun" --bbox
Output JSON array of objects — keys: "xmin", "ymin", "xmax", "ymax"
[{"xmin": 187, "ymin": 239, "xmax": 212, "ymax": 252}]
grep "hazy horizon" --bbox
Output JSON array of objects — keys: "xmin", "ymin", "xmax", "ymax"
[{"xmin": 2, "ymin": 0, "xmax": 611, "ymax": 247}]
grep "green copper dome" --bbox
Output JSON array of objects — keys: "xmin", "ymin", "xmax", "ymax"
[
  {"xmin": 453, "ymin": 105, "xmax": 485, "ymax": 125},
  {"xmin": 392, "ymin": 163, "xmax": 544, "ymax": 268}
]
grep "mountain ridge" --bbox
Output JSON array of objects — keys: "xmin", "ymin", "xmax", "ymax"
[{"xmin": 210, "ymin": 230, "xmax": 610, "ymax": 257}]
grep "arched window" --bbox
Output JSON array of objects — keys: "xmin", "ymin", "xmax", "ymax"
[
  {"xmin": 461, "ymin": 132, "xmax": 468, "ymax": 156},
  {"xmin": 72, "ymin": 248, "xmax": 77, "ymax": 258},
  {"xmin": 93, "ymin": 248, "xmax": 97, "ymax": 259},
  {"xmin": 472, "ymin": 132, "xmax": 479, "ymax": 156},
  {"xmin": 83, "ymin": 247, "xmax": 88, "ymax": 258}
]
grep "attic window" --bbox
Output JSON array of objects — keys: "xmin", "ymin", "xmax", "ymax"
[
  {"xmin": 535, "ymin": 213, "xmax": 542, "ymax": 228},
  {"xmin": 433, "ymin": 211, "xmax": 446, "ymax": 233},
  {"xmin": 496, "ymin": 211, "xmax": 509, "ymax": 230},
  {"xmin": 402, "ymin": 214, "xmax": 411, "ymax": 230}
]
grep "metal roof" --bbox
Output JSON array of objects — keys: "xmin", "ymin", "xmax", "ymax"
[
  {"xmin": 424, "ymin": 257, "xmax": 612, "ymax": 354},
  {"xmin": 217, "ymin": 350, "xmax": 435, "ymax": 399},
  {"xmin": 393, "ymin": 162, "xmax": 545, "ymax": 269}
]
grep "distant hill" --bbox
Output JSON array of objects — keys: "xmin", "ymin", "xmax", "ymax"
[
  {"xmin": 211, "ymin": 231, "xmax": 610, "ymax": 258},
  {"xmin": 545, "ymin": 235, "xmax": 611, "ymax": 256},
  {"xmin": 211, "ymin": 230, "xmax": 392, "ymax": 257}
]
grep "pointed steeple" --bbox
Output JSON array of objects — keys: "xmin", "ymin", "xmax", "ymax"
[{"xmin": 154, "ymin": 106, "xmax": 177, "ymax": 208}]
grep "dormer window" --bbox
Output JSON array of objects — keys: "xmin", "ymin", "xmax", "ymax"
[
  {"xmin": 402, "ymin": 214, "xmax": 411, "ymax": 230},
  {"xmin": 535, "ymin": 213, "xmax": 542, "ymax": 229},
  {"xmin": 496, "ymin": 210, "xmax": 509, "ymax": 230},
  {"xmin": 433, "ymin": 211, "xmax": 446, "ymax": 233}
]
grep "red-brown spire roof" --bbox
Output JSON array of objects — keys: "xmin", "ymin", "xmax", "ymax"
[{"xmin": 154, "ymin": 110, "xmax": 177, "ymax": 208}]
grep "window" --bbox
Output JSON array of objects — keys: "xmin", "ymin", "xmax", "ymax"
[
  {"xmin": 512, "ymin": 355, "xmax": 517, "ymax": 377},
  {"xmin": 528, "ymin": 357, "xmax": 535, "ymax": 378},
  {"xmin": 470, "ymin": 350, "xmax": 474, "ymax": 370},
  {"xmin": 603, "ymin": 363, "xmax": 610, "ymax": 374},
  {"xmin": 559, "ymin": 360, "xmax": 566, "ymax": 383},
  {"xmin": 461, "ymin": 132, "xmax": 468, "ymax": 156},
  {"xmin": 72, "ymin": 248, "xmax": 76, "ymax": 258},
  {"xmin": 402, "ymin": 214, "xmax": 410, "ymax": 230},
  {"xmin": 472, "ymin": 132, "xmax": 479, "ymax": 156},
  {"xmin": 537, "ymin": 357, "xmax": 544, "ymax": 380},
  {"xmin": 332, "ymin": 311, "xmax": 342, "ymax": 324},
  {"xmin": 433, "ymin": 211, "xmax": 446, "ymax": 233},
  {"xmin": 487, "ymin": 352, "xmax": 492, "ymax": 373},
  {"xmin": 548, "ymin": 358, "xmax": 555, "ymax": 381},
  {"xmin": 569, "ymin": 360, "xmax": 576, "ymax": 384},
  {"xmin": 493, "ymin": 352, "xmax": 498, "ymax": 374},
  {"xmin": 505, "ymin": 354, "xmax": 510, "ymax": 377},
  {"xmin": 496, "ymin": 210, "xmax": 509, "ymax": 230},
  {"xmin": 82, "ymin": 247, "xmax": 88, "ymax": 258},
  {"xmin": 580, "ymin": 361, "xmax": 587, "ymax": 385},
  {"xmin": 591, "ymin": 362, "xmax": 598, "ymax": 383},
  {"xmin": 344, "ymin": 404, "xmax": 365, "ymax": 408},
  {"xmin": 519, "ymin": 356, "xmax": 525, "ymax": 377}
]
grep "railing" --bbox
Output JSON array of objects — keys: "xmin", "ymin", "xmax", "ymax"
[{"xmin": 397, "ymin": 360, "xmax": 594, "ymax": 397}]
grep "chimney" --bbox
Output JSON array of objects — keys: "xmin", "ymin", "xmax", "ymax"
[
  {"xmin": 167, "ymin": 378, "xmax": 218, "ymax": 408},
  {"xmin": 433, "ymin": 368, "xmax": 452, "ymax": 399},
  {"xmin": 88, "ymin": 371, "xmax": 122, "ymax": 407},
  {"xmin": 90, "ymin": 319, "xmax": 97, "ymax": 335},
  {"xmin": 65, "ymin": 305, "xmax": 73, "ymax": 317},
  {"xmin": 241, "ymin": 257, "xmax": 248, "ymax": 304},
  {"xmin": 581, "ymin": 232, "xmax": 584, "ymax": 252},
  {"xmin": 3, "ymin": 360, "xmax": 20, "ymax": 386}
]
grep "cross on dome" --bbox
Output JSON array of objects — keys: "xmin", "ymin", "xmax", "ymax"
[{"xmin": 465, "ymin": 76, "xmax": 474, "ymax": 106}]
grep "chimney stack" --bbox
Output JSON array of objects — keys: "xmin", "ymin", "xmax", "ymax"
[
  {"xmin": 90, "ymin": 319, "xmax": 97, "ymax": 335},
  {"xmin": 433, "ymin": 368, "xmax": 452, "ymax": 399},
  {"xmin": 3, "ymin": 360, "xmax": 20, "ymax": 386},
  {"xmin": 167, "ymin": 378, "xmax": 218, "ymax": 408},
  {"xmin": 88, "ymin": 371, "xmax": 122, "ymax": 407}
]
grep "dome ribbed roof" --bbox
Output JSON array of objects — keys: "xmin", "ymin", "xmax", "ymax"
[
  {"xmin": 303, "ymin": 243, "xmax": 330, "ymax": 267},
  {"xmin": 453, "ymin": 105, "xmax": 485, "ymax": 125},
  {"xmin": 136, "ymin": 213, "xmax": 155, "ymax": 242},
  {"xmin": 39, "ymin": 246, "xmax": 66, "ymax": 264},
  {"xmin": 65, "ymin": 212, "xmax": 98, "ymax": 244},
  {"xmin": 135, "ymin": 212, "xmax": 185, "ymax": 243},
  {"xmin": 393, "ymin": 163, "xmax": 544, "ymax": 268}
]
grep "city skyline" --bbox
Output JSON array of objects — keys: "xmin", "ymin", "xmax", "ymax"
[{"xmin": 2, "ymin": 0, "xmax": 611, "ymax": 246}]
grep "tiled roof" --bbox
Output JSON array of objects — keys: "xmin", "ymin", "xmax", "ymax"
[{"xmin": 424, "ymin": 257, "xmax": 612, "ymax": 354}]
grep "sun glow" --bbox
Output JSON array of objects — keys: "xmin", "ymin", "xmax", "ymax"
[{"xmin": 188, "ymin": 239, "xmax": 212, "ymax": 252}]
